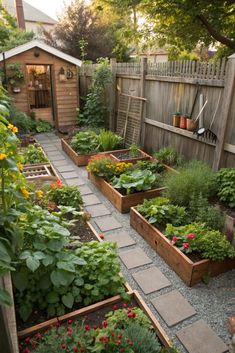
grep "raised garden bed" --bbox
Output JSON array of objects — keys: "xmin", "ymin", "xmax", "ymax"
[
  {"xmin": 17, "ymin": 290, "xmax": 172, "ymax": 352},
  {"xmin": 88, "ymin": 172, "xmax": 165, "ymax": 213},
  {"xmin": 109, "ymin": 148, "xmax": 151, "ymax": 164},
  {"xmin": 61, "ymin": 138, "xmax": 98, "ymax": 166},
  {"xmin": 23, "ymin": 163, "xmax": 59, "ymax": 182},
  {"xmin": 130, "ymin": 207, "xmax": 235, "ymax": 286}
]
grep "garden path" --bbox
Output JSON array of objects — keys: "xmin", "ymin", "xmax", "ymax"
[{"xmin": 36, "ymin": 132, "xmax": 234, "ymax": 353}]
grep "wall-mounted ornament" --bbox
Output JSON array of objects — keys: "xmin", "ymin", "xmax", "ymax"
[
  {"xmin": 59, "ymin": 67, "xmax": 66, "ymax": 82},
  {"xmin": 66, "ymin": 68, "xmax": 74, "ymax": 79}
]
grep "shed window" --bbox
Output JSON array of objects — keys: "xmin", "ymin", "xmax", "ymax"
[{"xmin": 26, "ymin": 65, "xmax": 52, "ymax": 109}]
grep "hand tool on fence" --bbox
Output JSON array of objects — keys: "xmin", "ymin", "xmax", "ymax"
[{"xmin": 189, "ymin": 83, "xmax": 200, "ymax": 119}]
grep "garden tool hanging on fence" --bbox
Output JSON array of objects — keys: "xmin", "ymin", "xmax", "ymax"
[{"xmin": 194, "ymin": 90, "xmax": 222, "ymax": 143}]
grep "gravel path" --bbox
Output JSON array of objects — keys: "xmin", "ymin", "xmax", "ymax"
[{"xmin": 37, "ymin": 132, "xmax": 234, "ymax": 353}]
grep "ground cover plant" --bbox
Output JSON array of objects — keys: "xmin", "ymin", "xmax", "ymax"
[
  {"xmin": 8, "ymin": 109, "xmax": 52, "ymax": 134},
  {"xmin": 22, "ymin": 144, "xmax": 48, "ymax": 165}
]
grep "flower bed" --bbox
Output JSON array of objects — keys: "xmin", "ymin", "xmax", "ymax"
[
  {"xmin": 18, "ymin": 290, "xmax": 173, "ymax": 353},
  {"xmin": 61, "ymin": 138, "xmax": 99, "ymax": 166},
  {"xmin": 109, "ymin": 148, "xmax": 151, "ymax": 164},
  {"xmin": 130, "ymin": 207, "xmax": 235, "ymax": 286}
]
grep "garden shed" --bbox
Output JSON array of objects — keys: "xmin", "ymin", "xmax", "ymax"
[{"xmin": 0, "ymin": 39, "xmax": 82, "ymax": 130}]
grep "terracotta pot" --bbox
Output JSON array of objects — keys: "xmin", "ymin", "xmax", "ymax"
[
  {"xmin": 186, "ymin": 119, "xmax": 198, "ymax": 131},
  {"xmin": 179, "ymin": 115, "xmax": 187, "ymax": 129},
  {"xmin": 172, "ymin": 115, "xmax": 180, "ymax": 127}
]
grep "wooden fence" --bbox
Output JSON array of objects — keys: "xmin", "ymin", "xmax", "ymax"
[{"xmin": 79, "ymin": 56, "xmax": 235, "ymax": 169}]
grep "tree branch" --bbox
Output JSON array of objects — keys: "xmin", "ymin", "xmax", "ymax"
[{"xmin": 197, "ymin": 14, "xmax": 235, "ymax": 49}]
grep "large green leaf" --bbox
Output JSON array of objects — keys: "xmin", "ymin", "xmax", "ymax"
[
  {"xmin": 50, "ymin": 270, "xmax": 75, "ymax": 287},
  {"xmin": 0, "ymin": 287, "xmax": 12, "ymax": 306},
  {"xmin": 42, "ymin": 254, "xmax": 54, "ymax": 266},
  {"xmin": 62, "ymin": 292, "xmax": 74, "ymax": 308},
  {"xmin": 57, "ymin": 261, "xmax": 75, "ymax": 273},
  {"xmin": 52, "ymin": 224, "xmax": 70, "ymax": 237},
  {"xmin": 46, "ymin": 291, "xmax": 59, "ymax": 304},
  {"xmin": 39, "ymin": 274, "xmax": 51, "ymax": 290},
  {"xmin": 12, "ymin": 271, "xmax": 28, "ymax": 292},
  {"xmin": 26, "ymin": 256, "xmax": 40, "ymax": 272},
  {"xmin": 19, "ymin": 302, "xmax": 32, "ymax": 322}
]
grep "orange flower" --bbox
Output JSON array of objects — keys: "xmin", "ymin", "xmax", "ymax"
[
  {"xmin": 8, "ymin": 124, "xmax": 18, "ymax": 133},
  {"xmin": 50, "ymin": 179, "xmax": 63, "ymax": 188},
  {"xmin": 0, "ymin": 153, "xmax": 7, "ymax": 160}
]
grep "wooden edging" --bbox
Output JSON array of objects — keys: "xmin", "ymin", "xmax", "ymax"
[
  {"xmin": 130, "ymin": 207, "xmax": 235, "ymax": 286},
  {"xmin": 18, "ymin": 290, "xmax": 172, "ymax": 349},
  {"xmin": 109, "ymin": 148, "xmax": 151, "ymax": 164},
  {"xmin": 88, "ymin": 172, "xmax": 165, "ymax": 213},
  {"xmin": 61, "ymin": 138, "xmax": 97, "ymax": 166}
]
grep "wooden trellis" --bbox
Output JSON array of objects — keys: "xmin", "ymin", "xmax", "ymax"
[
  {"xmin": 116, "ymin": 93, "xmax": 146, "ymax": 145},
  {"xmin": 23, "ymin": 163, "xmax": 58, "ymax": 182}
]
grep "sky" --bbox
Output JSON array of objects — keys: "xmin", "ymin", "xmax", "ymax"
[{"xmin": 24, "ymin": 0, "xmax": 74, "ymax": 20}]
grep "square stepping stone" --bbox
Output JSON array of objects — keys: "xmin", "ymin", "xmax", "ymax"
[
  {"xmin": 86, "ymin": 204, "xmax": 111, "ymax": 217},
  {"xmin": 43, "ymin": 146, "xmax": 58, "ymax": 152},
  {"xmin": 119, "ymin": 248, "xmax": 152, "ymax": 269},
  {"xmin": 151, "ymin": 290, "xmax": 196, "ymax": 327},
  {"xmin": 95, "ymin": 216, "xmax": 122, "ymax": 232},
  {"xmin": 104, "ymin": 231, "xmax": 136, "ymax": 248},
  {"xmin": 52, "ymin": 160, "xmax": 69, "ymax": 167},
  {"xmin": 177, "ymin": 319, "xmax": 228, "ymax": 353},
  {"xmin": 83, "ymin": 194, "xmax": 101, "ymax": 206},
  {"xmin": 56, "ymin": 165, "xmax": 75, "ymax": 173},
  {"xmin": 60, "ymin": 171, "xmax": 79, "ymax": 179},
  {"xmin": 50, "ymin": 155, "xmax": 66, "ymax": 161},
  {"xmin": 65, "ymin": 178, "xmax": 85, "ymax": 186},
  {"xmin": 79, "ymin": 185, "xmax": 93, "ymax": 195},
  {"xmin": 46, "ymin": 150, "xmax": 63, "ymax": 156},
  {"xmin": 133, "ymin": 267, "xmax": 171, "ymax": 294}
]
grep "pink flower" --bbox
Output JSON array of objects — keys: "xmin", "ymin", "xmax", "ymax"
[
  {"xmin": 123, "ymin": 303, "xmax": 127, "ymax": 308},
  {"xmin": 187, "ymin": 233, "xmax": 196, "ymax": 239},
  {"xmin": 113, "ymin": 304, "xmax": 118, "ymax": 310},
  {"xmin": 172, "ymin": 236, "xmax": 178, "ymax": 244},
  {"xmin": 67, "ymin": 319, "xmax": 73, "ymax": 325},
  {"xmin": 183, "ymin": 242, "xmax": 190, "ymax": 249}
]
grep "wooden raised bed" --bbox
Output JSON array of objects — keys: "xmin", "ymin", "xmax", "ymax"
[
  {"xmin": 23, "ymin": 163, "xmax": 59, "ymax": 182},
  {"xmin": 130, "ymin": 207, "xmax": 235, "ymax": 286},
  {"xmin": 88, "ymin": 172, "xmax": 165, "ymax": 213},
  {"xmin": 17, "ymin": 290, "xmax": 172, "ymax": 350},
  {"xmin": 109, "ymin": 148, "xmax": 151, "ymax": 164},
  {"xmin": 61, "ymin": 138, "xmax": 97, "ymax": 166}
]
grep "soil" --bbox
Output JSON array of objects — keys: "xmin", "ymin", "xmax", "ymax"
[
  {"xmin": 111, "ymin": 150, "xmax": 142, "ymax": 161},
  {"xmin": 69, "ymin": 218, "xmax": 98, "ymax": 242}
]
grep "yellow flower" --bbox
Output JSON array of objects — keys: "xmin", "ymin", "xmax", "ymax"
[
  {"xmin": 21, "ymin": 187, "xmax": 29, "ymax": 199},
  {"xmin": 8, "ymin": 124, "xmax": 18, "ymax": 133},
  {"xmin": 0, "ymin": 153, "xmax": 7, "ymax": 160},
  {"xmin": 36, "ymin": 190, "xmax": 44, "ymax": 198},
  {"xmin": 17, "ymin": 162, "xmax": 23, "ymax": 172}
]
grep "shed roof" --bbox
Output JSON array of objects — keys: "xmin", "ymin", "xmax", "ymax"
[
  {"xmin": 2, "ymin": 0, "xmax": 57, "ymax": 24},
  {"xmin": 0, "ymin": 40, "xmax": 82, "ymax": 67}
]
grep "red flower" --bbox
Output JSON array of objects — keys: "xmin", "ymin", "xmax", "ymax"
[
  {"xmin": 172, "ymin": 236, "xmax": 178, "ymax": 243},
  {"xmin": 121, "ymin": 349, "xmax": 125, "ymax": 352},
  {"xmin": 118, "ymin": 334, "xmax": 122, "ymax": 339},
  {"xmin": 129, "ymin": 341, "xmax": 133, "ymax": 346},
  {"xmin": 23, "ymin": 348, "xmax": 30, "ymax": 353},
  {"xmin": 61, "ymin": 343, "xmax": 66, "ymax": 349},
  {"xmin": 111, "ymin": 332, "xmax": 115, "ymax": 337},
  {"xmin": 102, "ymin": 320, "xmax": 108, "ymax": 328},
  {"xmin": 35, "ymin": 332, "xmax": 42, "ymax": 340},
  {"xmin": 187, "ymin": 233, "xmax": 196, "ymax": 239},
  {"xmin": 67, "ymin": 327, "xmax": 73, "ymax": 335},
  {"xmin": 132, "ymin": 312, "xmax": 136, "ymax": 318},
  {"xmin": 93, "ymin": 325, "xmax": 98, "ymax": 330},
  {"xmin": 183, "ymin": 242, "xmax": 190, "ymax": 249},
  {"xmin": 24, "ymin": 337, "xmax": 30, "ymax": 344},
  {"xmin": 84, "ymin": 325, "xmax": 90, "ymax": 331},
  {"xmin": 80, "ymin": 348, "xmax": 85, "ymax": 353},
  {"xmin": 99, "ymin": 233, "xmax": 104, "ymax": 239},
  {"xmin": 73, "ymin": 347, "xmax": 78, "ymax": 352},
  {"xmin": 51, "ymin": 179, "xmax": 63, "ymax": 189},
  {"xmin": 123, "ymin": 303, "xmax": 127, "ymax": 308},
  {"xmin": 117, "ymin": 340, "xmax": 121, "ymax": 345},
  {"xmin": 68, "ymin": 319, "xmax": 73, "ymax": 325}
]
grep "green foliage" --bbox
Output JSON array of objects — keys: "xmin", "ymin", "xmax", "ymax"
[
  {"xmin": 87, "ymin": 156, "xmax": 133, "ymax": 180},
  {"xmin": 78, "ymin": 58, "xmax": 112, "ymax": 128},
  {"xmin": 188, "ymin": 194, "xmax": 225, "ymax": 231},
  {"xmin": 98, "ymin": 129, "xmax": 123, "ymax": 151},
  {"xmin": 216, "ymin": 168, "xmax": 235, "ymax": 208},
  {"xmin": 136, "ymin": 160, "xmax": 165, "ymax": 173},
  {"xmin": 46, "ymin": 185, "xmax": 83, "ymax": 211},
  {"xmin": 154, "ymin": 146, "xmax": 183, "ymax": 167},
  {"xmin": 164, "ymin": 160, "xmax": 216, "ymax": 207},
  {"xmin": 106, "ymin": 307, "xmax": 153, "ymax": 330},
  {"xmin": 70, "ymin": 130, "xmax": 99, "ymax": 154},
  {"xmin": 112, "ymin": 169, "xmax": 160, "ymax": 195},
  {"xmin": 123, "ymin": 323, "xmax": 162, "ymax": 353},
  {"xmin": 23, "ymin": 144, "xmax": 48, "ymax": 165},
  {"xmin": 165, "ymin": 223, "xmax": 235, "ymax": 261},
  {"xmin": 137, "ymin": 197, "xmax": 186, "ymax": 227},
  {"xmin": 129, "ymin": 143, "xmax": 140, "ymax": 157},
  {"xmin": 35, "ymin": 120, "xmax": 52, "ymax": 133},
  {"xmin": 8, "ymin": 111, "xmax": 36, "ymax": 133}
]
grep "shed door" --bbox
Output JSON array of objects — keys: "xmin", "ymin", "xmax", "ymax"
[{"xmin": 26, "ymin": 65, "xmax": 55, "ymax": 125}]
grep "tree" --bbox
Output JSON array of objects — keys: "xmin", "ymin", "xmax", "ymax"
[
  {"xmin": 43, "ymin": 0, "xmax": 127, "ymax": 61},
  {"xmin": 141, "ymin": 0, "xmax": 235, "ymax": 51}
]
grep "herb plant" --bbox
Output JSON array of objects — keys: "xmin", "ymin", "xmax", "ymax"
[
  {"xmin": 98, "ymin": 129, "xmax": 123, "ymax": 151},
  {"xmin": 112, "ymin": 169, "xmax": 160, "ymax": 195},
  {"xmin": 45, "ymin": 182, "xmax": 83, "ymax": 211},
  {"xmin": 136, "ymin": 160, "xmax": 165, "ymax": 174},
  {"xmin": 216, "ymin": 168, "xmax": 235, "ymax": 208},
  {"xmin": 154, "ymin": 146, "xmax": 183, "ymax": 167},
  {"xmin": 129, "ymin": 143, "xmax": 140, "ymax": 157},
  {"xmin": 137, "ymin": 197, "xmax": 186, "ymax": 227},
  {"xmin": 23, "ymin": 144, "xmax": 48, "ymax": 165},
  {"xmin": 70, "ymin": 130, "xmax": 99, "ymax": 154}
]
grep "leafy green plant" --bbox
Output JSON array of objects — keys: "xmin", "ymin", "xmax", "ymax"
[
  {"xmin": 8, "ymin": 110, "xmax": 36, "ymax": 133},
  {"xmin": 164, "ymin": 160, "xmax": 216, "ymax": 207},
  {"xmin": 137, "ymin": 197, "xmax": 186, "ymax": 227},
  {"xmin": 154, "ymin": 146, "xmax": 183, "ymax": 167},
  {"xmin": 165, "ymin": 222, "xmax": 235, "ymax": 261},
  {"xmin": 70, "ymin": 130, "xmax": 99, "ymax": 154},
  {"xmin": 112, "ymin": 169, "xmax": 160, "ymax": 195},
  {"xmin": 6, "ymin": 63, "xmax": 24, "ymax": 85},
  {"xmin": 129, "ymin": 143, "xmax": 140, "ymax": 157},
  {"xmin": 98, "ymin": 129, "xmax": 123, "ymax": 151},
  {"xmin": 78, "ymin": 58, "xmax": 112, "ymax": 128},
  {"xmin": 216, "ymin": 168, "xmax": 235, "ymax": 208},
  {"xmin": 136, "ymin": 160, "xmax": 165, "ymax": 174},
  {"xmin": 188, "ymin": 193, "xmax": 225, "ymax": 231},
  {"xmin": 23, "ymin": 144, "xmax": 48, "ymax": 165},
  {"xmin": 106, "ymin": 307, "xmax": 153, "ymax": 330},
  {"xmin": 45, "ymin": 183, "xmax": 83, "ymax": 211},
  {"xmin": 35, "ymin": 119, "xmax": 52, "ymax": 133}
]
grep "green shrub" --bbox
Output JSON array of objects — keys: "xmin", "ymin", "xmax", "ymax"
[
  {"xmin": 136, "ymin": 160, "xmax": 165, "ymax": 173},
  {"xmin": 112, "ymin": 169, "xmax": 160, "ymax": 195},
  {"xmin": 137, "ymin": 197, "xmax": 186, "ymax": 227},
  {"xmin": 129, "ymin": 143, "xmax": 140, "ymax": 157},
  {"xmin": 164, "ymin": 160, "xmax": 216, "ymax": 207},
  {"xmin": 23, "ymin": 144, "xmax": 48, "ymax": 164},
  {"xmin": 216, "ymin": 168, "xmax": 235, "ymax": 208},
  {"xmin": 154, "ymin": 146, "xmax": 183, "ymax": 167},
  {"xmin": 165, "ymin": 222, "xmax": 235, "ymax": 261},
  {"xmin": 70, "ymin": 130, "xmax": 99, "ymax": 154},
  {"xmin": 35, "ymin": 119, "xmax": 52, "ymax": 133},
  {"xmin": 46, "ymin": 184, "xmax": 83, "ymax": 211},
  {"xmin": 9, "ymin": 111, "xmax": 36, "ymax": 133},
  {"xmin": 98, "ymin": 129, "xmax": 123, "ymax": 151}
]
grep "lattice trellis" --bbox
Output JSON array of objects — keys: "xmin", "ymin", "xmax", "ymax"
[
  {"xmin": 23, "ymin": 164, "xmax": 58, "ymax": 181},
  {"xmin": 116, "ymin": 93, "xmax": 146, "ymax": 145}
]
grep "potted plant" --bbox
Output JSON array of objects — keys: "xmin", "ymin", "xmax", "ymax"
[
  {"xmin": 172, "ymin": 112, "xmax": 181, "ymax": 127},
  {"xmin": 179, "ymin": 113, "xmax": 187, "ymax": 129},
  {"xmin": 6, "ymin": 63, "xmax": 24, "ymax": 93},
  {"xmin": 186, "ymin": 114, "xmax": 198, "ymax": 131}
]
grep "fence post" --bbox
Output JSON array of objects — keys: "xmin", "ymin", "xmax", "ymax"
[
  {"xmin": 139, "ymin": 57, "xmax": 147, "ymax": 147},
  {"xmin": 212, "ymin": 54, "xmax": 235, "ymax": 170},
  {"xmin": 109, "ymin": 58, "xmax": 117, "ymax": 131}
]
